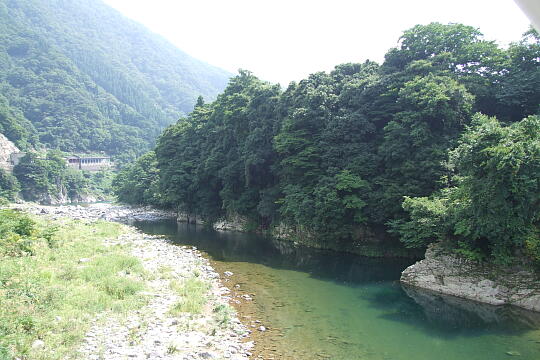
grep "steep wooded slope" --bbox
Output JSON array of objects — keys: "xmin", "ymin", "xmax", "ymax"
[{"xmin": 0, "ymin": 0, "xmax": 231, "ymax": 160}]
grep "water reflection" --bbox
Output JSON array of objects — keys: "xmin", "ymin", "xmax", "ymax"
[
  {"xmin": 133, "ymin": 219, "xmax": 540, "ymax": 346},
  {"xmin": 134, "ymin": 219, "xmax": 412, "ymax": 284},
  {"xmin": 401, "ymin": 285, "xmax": 540, "ymax": 332}
]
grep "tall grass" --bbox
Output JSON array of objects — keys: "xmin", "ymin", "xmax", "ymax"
[
  {"xmin": 170, "ymin": 277, "xmax": 210, "ymax": 315},
  {"xmin": 0, "ymin": 211, "xmax": 147, "ymax": 360}
]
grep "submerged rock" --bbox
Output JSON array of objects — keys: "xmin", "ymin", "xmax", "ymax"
[{"xmin": 401, "ymin": 243, "xmax": 540, "ymax": 312}]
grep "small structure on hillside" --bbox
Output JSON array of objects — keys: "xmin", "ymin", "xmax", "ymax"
[{"xmin": 66, "ymin": 156, "xmax": 113, "ymax": 171}]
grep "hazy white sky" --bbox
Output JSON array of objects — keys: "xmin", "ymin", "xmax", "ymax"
[{"xmin": 102, "ymin": 0, "xmax": 531, "ymax": 86}]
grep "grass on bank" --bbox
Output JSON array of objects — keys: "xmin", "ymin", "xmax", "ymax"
[
  {"xmin": 169, "ymin": 275, "xmax": 237, "ymax": 339},
  {"xmin": 170, "ymin": 277, "xmax": 210, "ymax": 315},
  {"xmin": 0, "ymin": 209, "xmax": 147, "ymax": 360},
  {"xmin": 212, "ymin": 303, "xmax": 235, "ymax": 327}
]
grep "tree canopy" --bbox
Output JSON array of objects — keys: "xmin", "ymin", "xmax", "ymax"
[{"xmin": 114, "ymin": 23, "xmax": 540, "ymax": 262}]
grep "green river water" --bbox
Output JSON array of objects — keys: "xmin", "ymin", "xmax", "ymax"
[{"xmin": 134, "ymin": 220, "xmax": 540, "ymax": 360}]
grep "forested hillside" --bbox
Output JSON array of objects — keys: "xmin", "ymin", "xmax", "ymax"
[
  {"xmin": 0, "ymin": 0, "xmax": 231, "ymax": 160},
  {"xmin": 115, "ymin": 23, "xmax": 539, "ymax": 263}
]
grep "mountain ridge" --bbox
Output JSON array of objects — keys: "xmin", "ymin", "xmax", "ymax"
[{"xmin": 0, "ymin": 0, "xmax": 231, "ymax": 160}]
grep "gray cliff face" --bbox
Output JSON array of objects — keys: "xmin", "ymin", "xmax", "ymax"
[
  {"xmin": 272, "ymin": 222, "xmax": 419, "ymax": 258},
  {"xmin": 401, "ymin": 243, "xmax": 540, "ymax": 312},
  {"xmin": 177, "ymin": 212, "xmax": 206, "ymax": 225},
  {"xmin": 0, "ymin": 133, "xmax": 19, "ymax": 172},
  {"xmin": 176, "ymin": 213, "xmax": 418, "ymax": 257},
  {"xmin": 213, "ymin": 214, "xmax": 248, "ymax": 232}
]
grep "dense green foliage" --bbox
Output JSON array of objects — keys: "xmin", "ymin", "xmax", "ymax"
[
  {"xmin": 0, "ymin": 209, "xmax": 38, "ymax": 257},
  {"xmin": 154, "ymin": 71, "xmax": 282, "ymax": 224},
  {"xmin": 0, "ymin": 0, "xmax": 230, "ymax": 159},
  {"xmin": 115, "ymin": 23, "xmax": 539, "ymax": 261},
  {"xmin": 112, "ymin": 151, "xmax": 161, "ymax": 206},
  {"xmin": 1, "ymin": 152, "xmax": 114, "ymax": 204},
  {"xmin": 13, "ymin": 151, "xmax": 90, "ymax": 203},
  {"xmin": 0, "ymin": 168, "xmax": 20, "ymax": 201},
  {"xmin": 0, "ymin": 94, "xmax": 37, "ymax": 150},
  {"xmin": 393, "ymin": 114, "xmax": 540, "ymax": 264},
  {"xmin": 84, "ymin": 170, "xmax": 116, "ymax": 199}
]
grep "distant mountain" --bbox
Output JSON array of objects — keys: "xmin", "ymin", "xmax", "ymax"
[{"xmin": 0, "ymin": 0, "xmax": 231, "ymax": 160}]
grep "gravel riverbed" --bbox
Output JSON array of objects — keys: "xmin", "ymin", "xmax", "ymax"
[{"xmin": 13, "ymin": 203, "xmax": 254, "ymax": 360}]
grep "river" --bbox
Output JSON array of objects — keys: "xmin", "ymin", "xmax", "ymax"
[{"xmin": 133, "ymin": 219, "xmax": 540, "ymax": 360}]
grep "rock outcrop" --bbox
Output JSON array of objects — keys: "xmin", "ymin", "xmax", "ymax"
[
  {"xmin": 272, "ymin": 222, "xmax": 419, "ymax": 258},
  {"xmin": 213, "ymin": 214, "xmax": 248, "ymax": 232},
  {"xmin": 22, "ymin": 185, "xmax": 102, "ymax": 205},
  {"xmin": 401, "ymin": 243, "xmax": 540, "ymax": 312},
  {"xmin": 177, "ymin": 212, "xmax": 205, "ymax": 225},
  {"xmin": 176, "ymin": 213, "xmax": 249, "ymax": 232},
  {"xmin": 0, "ymin": 133, "xmax": 19, "ymax": 172}
]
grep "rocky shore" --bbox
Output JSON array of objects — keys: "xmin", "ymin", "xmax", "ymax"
[
  {"xmin": 14, "ymin": 202, "xmax": 254, "ymax": 360},
  {"xmin": 15, "ymin": 202, "xmax": 178, "ymax": 223},
  {"xmin": 401, "ymin": 243, "xmax": 540, "ymax": 313}
]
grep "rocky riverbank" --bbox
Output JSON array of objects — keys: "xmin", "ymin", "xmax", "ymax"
[
  {"xmin": 12, "ymin": 202, "xmax": 254, "ymax": 360},
  {"xmin": 401, "ymin": 243, "xmax": 540, "ymax": 312},
  {"xmin": 14, "ymin": 202, "xmax": 178, "ymax": 222},
  {"xmin": 199, "ymin": 213, "xmax": 420, "ymax": 258}
]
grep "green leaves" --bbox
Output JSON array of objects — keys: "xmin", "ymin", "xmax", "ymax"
[
  {"xmin": 450, "ymin": 115, "xmax": 540, "ymax": 253},
  {"xmin": 398, "ymin": 114, "xmax": 540, "ymax": 264},
  {"xmin": 384, "ymin": 22, "xmax": 500, "ymax": 75},
  {"xmin": 115, "ymin": 22, "xmax": 538, "ymax": 261},
  {"xmin": 0, "ymin": 169, "xmax": 20, "ymax": 201},
  {"xmin": 389, "ymin": 195, "xmax": 449, "ymax": 249},
  {"xmin": 113, "ymin": 151, "xmax": 162, "ymax": 206},
  {"xmin": 12, "ymin": 151, "xmax": 89, "ymax": 202},
  {"xmin": 149, "ymin": 72, "xmax": 282, "ymax": 221},
  {"xmin": 397, "ymin": 74, "xmax": 474, "ymax": 126}
]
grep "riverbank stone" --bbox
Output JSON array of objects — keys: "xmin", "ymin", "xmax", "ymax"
[
  {"xmin": 11, "ymin": 202, "xmax": 254, "ymax": 360},
  {"xmin": 401, "ymin": 243, "xmax": 540, "ymax": 312}
]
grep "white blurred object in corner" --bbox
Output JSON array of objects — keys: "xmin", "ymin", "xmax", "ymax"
[{"xmin": 514, "ymin": 0, "xmax": 540, "ymax": 31}]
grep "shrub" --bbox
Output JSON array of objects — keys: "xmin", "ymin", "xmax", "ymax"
[
  {"xmin": 100, "ymin": 277, "xmax": 143, "ymax": 300},
  {"xmin": 0, "ymin": 168, "xmax": 20, "ymax": 200},
  {"xmin": 388, "ymin": 195, "xmax": 448, "ymax": 248},
  {"xmin": 524, "ymin": 229, "xmax": 540, "ymax": 268},
  {"xmin": 0, "ymin": 210, "xmax": 37, "ymax": 256},
  {"xmin": 398, "ymin": 114, "xmax": 540, "ymax": 264}
]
